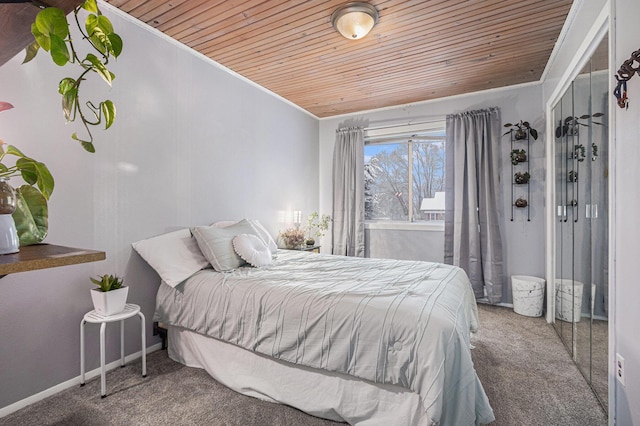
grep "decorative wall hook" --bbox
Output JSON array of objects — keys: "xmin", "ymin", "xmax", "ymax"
[{"xmin": 614, "ymin": 49, "xmax": 640, "ymax": 109}]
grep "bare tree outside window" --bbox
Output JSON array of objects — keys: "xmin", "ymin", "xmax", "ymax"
[{"xmin": 364, "ymin": 139, "xmax": 445, "ymax": 222}]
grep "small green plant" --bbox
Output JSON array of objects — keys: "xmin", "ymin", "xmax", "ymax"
[
  {"xmin": 514, "ymin": 171, "xmax": 530, "ymax": 184},
  {"xmin": 555, "ymin": 113, "xmax": 605, "ymax": 138},
  {"xmin": 306, "ymin": 212, "xmax": 332, "ymax": 239},
  {"xmin": 503, "ymin": 120, "xmax": 538, "ymax": 140},
  {"xmin": 23, "ymin": 0, "xmax": 123, "ymax": 153},
  {"xmin": 90, "ymin": 274, "xmax": 124, "ymax": 292},
  {"xmin": 510, "ymin": 149, "xmax": 527, "ymax": 165},
  {"xmin": 573, "ymin": 144, "xmax": 586, "ymax": 162}
]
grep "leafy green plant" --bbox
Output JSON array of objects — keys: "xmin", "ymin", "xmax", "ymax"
[
  {"xmin": 510, "ymin": 149, "xmax": 527, "ymax": 166},
  {"xmin": 0, "ymin": 102, "xmax": 55, "ymax": 245},
  {"xmin": 503, "ymin": 120, "xmax": 538, "ymax": 140},
  {"xmin": 306, "ymin": 212, "xmax": 332, "ymax": 239},
  {"xmin": 555, "ymin": 113, "xmax": 605, "ymax": 138},
  {"xmin": 573, "ymin": 144, "xmax": 586, "ymax": 162},
  {"xmin": 90, "ymin": 274, "xmax": 124, "ymax": 292},
  {"xmin": 514, "ymin": 171, "xmax": 530, "ymax": 184},
  {"xmin": 23, "ymin": 0, "xmax": 122, "ymax": 153}
]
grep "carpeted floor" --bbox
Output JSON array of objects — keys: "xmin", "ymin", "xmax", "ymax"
[{"xmin": 2, "ymin": 304, "xmax": 607, "ymax": 425}]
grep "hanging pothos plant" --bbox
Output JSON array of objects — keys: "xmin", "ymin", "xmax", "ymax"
[{"xmin": 23, "ymin": 0, "xmax": 122, "ymax": 153}]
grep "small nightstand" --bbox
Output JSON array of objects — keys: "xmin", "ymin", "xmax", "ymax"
[
  {"xmin": 80, "ymin": 303, "xmax": 146, "ymax": 397},
  {"xmin": 295, "ymin": 245, "xmax": 321, "ymax": 253}
]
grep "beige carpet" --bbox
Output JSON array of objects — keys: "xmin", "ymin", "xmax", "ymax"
[{"xmin": 2, "ymin": 304, "xmax": 607, "ymax": 425}]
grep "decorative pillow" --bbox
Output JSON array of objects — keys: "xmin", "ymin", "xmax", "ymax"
[
  {"xmin": 132, "ymin": 228, "xmax": 209, "ymax": 288},
  {"xmin": 248, "ymin": 219, "xmax": 278, "ymax": 255},
  {"xmin": 211, "ymin": 219, "xmax": 278, "ymax": 255},
  {"xmin": 232, "ymin": 234, "xmax": 273, "ymax": 267},
  {"xmin": 191, "ymin": 219, "xmax": 259, "ymax": 272},
  {"xmin": 211, "ymin": 220, "xmax": 237, "ymax": 228}
]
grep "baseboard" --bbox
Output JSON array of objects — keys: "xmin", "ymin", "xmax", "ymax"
[{"xmin": 0, "ymin": 343, "xmax": 162, "ymax": 419}]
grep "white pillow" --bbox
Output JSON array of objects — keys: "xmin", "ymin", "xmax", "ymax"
[
  {"xmin": 248, "ymin": 220, "xmax": 278, "ymax": 255},
  {"xmin": 132, "ymin": 229, "xmax": 209, "ymax": 287},
  {"xmin": 211, "ymin": 220, "xmax": 237, "ymax": 228},
  {"xmin": 191, "ymin": 219, "xmax": 259, "ymax": 272},
  {"xmin": 211, "ymin": 219, "xmax": 277, "ymax": 255},
  {"xmin": 232, "ymin": 234, "xmax": 273, "ymax": 267}
]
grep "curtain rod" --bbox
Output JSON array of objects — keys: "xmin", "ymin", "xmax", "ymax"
[{"xmin": 364, "ymin": 118, "xmax": 445, "ymax": 132}]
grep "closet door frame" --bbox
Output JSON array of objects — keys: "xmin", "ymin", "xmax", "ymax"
[{"xmin": 544, "ymin": 7, "xmax": 609, "ymax": 324}]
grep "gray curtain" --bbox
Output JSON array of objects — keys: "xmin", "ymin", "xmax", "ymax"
[
  {"xmin": 444, "ymin": 108, "xmax": 504, "ymax": 303},
  {"xmin": 332, "ymin": 127, "xmax": 365, "ymax": 257}
]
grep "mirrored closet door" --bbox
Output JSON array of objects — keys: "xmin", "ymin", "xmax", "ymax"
[{"xmin": 551, "ymin": 35, "xmax": 608, "ymax": 411}]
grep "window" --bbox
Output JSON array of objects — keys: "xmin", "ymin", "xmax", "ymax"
[{"xmin": 364, "ymin": 123, "xmax": 445, "ymax": 223}]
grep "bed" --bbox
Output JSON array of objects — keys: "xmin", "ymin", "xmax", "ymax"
[{"xmin": 133, "ymin": 220, "xmax": 495, "ymax": 426}]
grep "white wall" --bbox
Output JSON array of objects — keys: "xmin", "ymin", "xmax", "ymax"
[
  {"xmin": 0, "ymin": 6, "xmax": 318, "ymax": 411},
  {"xmin": 612, "ymin": 0, "xmax": 640, "ymax": 422},
  {"xmin": 319, "ymin": 84, "xmax": 546, "ymax": 303}
]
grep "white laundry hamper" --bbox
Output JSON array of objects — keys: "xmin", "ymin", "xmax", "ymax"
[{"xmin": 511, "ymin": 275, "xmax": 546, "ymax": 317}]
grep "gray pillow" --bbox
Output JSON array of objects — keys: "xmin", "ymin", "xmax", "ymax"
[{"xmin": 191, "ymin": 219, "xmax": 259, "ymax": 272}]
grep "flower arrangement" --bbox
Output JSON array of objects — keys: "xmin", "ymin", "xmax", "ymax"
[{"xmin": 279, "ymin": 227, "xmax": 306, "ymax": 249}]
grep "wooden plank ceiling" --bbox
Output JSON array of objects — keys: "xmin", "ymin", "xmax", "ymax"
[{"xmin": 99, "ymin": 1, "xmax": 575, "ymax": 117}]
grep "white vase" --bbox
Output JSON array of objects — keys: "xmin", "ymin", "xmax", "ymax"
[
  {"xmin": 90, "ymin": 286, "xmax": 129, "ymax": 316},
  {"xmin": 0, "ymin": 177, "xmax": 18, "ymax": 255},
  {"xmin": 0, "ymin": 214, "xmax": 19, "ymax": 255}
]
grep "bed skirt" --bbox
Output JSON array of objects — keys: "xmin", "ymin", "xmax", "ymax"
[{"xmin": 168, "ymin": 325, "xmax": 430, "ymax": 426}]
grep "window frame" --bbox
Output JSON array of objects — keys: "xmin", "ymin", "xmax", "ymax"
[{"xmin": 364, "ymin": 121, "xmax": 446, "ymax": 230}]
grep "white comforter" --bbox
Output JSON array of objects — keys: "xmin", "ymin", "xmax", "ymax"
[{"xmin": 155, "ymin": 250, "xmax": 494, "ymax": 425}]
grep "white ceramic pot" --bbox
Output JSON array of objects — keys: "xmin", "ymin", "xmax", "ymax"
[{"xmin": 90, "ymin": 286, "xmax": 129, "ymax": 316}]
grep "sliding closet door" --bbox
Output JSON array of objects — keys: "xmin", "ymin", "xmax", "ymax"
[
  {"xmin": 553, "ymin": 84, "xmax": 577, "ymax": 352},
  {"xmin": 551, "ymin": 35, "xmax": 608, "ymax": 412},
  {"xmin": 588, "ymin": 52, "xmax": 609, "ymax": 411}
]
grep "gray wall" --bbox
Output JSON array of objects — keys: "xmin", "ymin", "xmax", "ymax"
[
  {"xmin": 319, "ymin": 84, "xmax": 546, "ymax": 303},
  {"xmin": 0, "ymin": 6, "xmax": 318, "ymax": 410},
  {"xmin": 365, "ymin": 228, "xmax": 444, "ymax": 263}
]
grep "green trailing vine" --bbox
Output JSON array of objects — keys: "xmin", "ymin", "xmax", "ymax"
[{"xmin": 23, "ymin": 0, "xmax": 122, "ymax": 153}]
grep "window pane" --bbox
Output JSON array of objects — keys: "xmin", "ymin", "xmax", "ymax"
[
  {"xmin": 412, "ymin": 141, "xmax": 445, "ymax": 222},
  {"xmin": 364, "ymin": 143, "xmax": 409, "ymax": 220}
]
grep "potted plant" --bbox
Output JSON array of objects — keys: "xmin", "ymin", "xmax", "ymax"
[
  {"xmin": 573, "ymin": 144, "xmax": 586, "ymax": 162},
  {"xmin": 0, "ymin": 102, "xmax": 55, "ymax": 247},
  {"xmin": 90, "ymin": 274, "xmax": 128, "ymax": 316},
  {"xmin": 23, "ymin": 0, "xmax": 123, "ymax": 153},
  {"xmin": 279, "ymin": 227, "xmax": 306, "ymax": 249},
  {"xmin": 305, "ymin": 212, "xmax": 331, "ymax": 246},
  {"xmin": 514, "ymin": 171, "xmax": 530, "ymax": 184},
  {"xmin": 555, "ymin": 113, "xmax": 605, "ymax": 138},
  {"xmin": 510, "ymin": 149, "xmax": 527, "ymax": 165},
  {"xmin": 515, "ymin": 198, "xmax": 528, "ymax": 208},
  {"xmin": 503, "ymin": 121, "xmax": 538, "ymax": 140}
]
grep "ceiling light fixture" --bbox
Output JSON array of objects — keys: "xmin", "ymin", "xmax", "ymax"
[{"xmin": 331, "ymin": 2, "xmax": 379, "ymax": 40}]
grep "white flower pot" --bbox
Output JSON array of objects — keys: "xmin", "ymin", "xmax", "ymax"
[{"xmin": 90, "ymin": 286, "xmax": 129, "ymax": 316}]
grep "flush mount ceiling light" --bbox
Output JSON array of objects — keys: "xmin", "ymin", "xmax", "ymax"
[{"xmin": 331, "ymin": 2, "xmax": 379, "ymax": 40}]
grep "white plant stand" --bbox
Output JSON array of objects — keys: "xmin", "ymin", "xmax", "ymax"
[{"xmin": 80, "ymin": 303, "xmax": 146, "ymax": 397}]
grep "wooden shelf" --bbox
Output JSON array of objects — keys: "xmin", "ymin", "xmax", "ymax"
[
  {"xmin": 0, "ymin": 243, "xmax": 105, "ymax": 276},
  {"xmin": 0, "ymin": 0, "xmax": 83, "ymax": 67}
]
